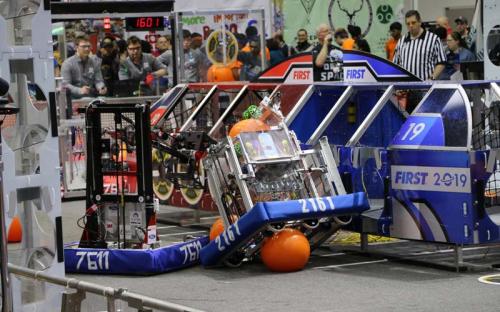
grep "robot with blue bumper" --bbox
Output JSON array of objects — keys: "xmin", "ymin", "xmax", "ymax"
[{"xmin": 200, "ymin": 103, "xmax": 369, "ymax": 271}]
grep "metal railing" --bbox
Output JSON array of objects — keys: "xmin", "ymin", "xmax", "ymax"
[{"xmin": 7, "ymin": 263, "xmax": 205, "ymax": 312}]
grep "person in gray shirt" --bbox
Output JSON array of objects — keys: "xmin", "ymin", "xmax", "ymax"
[
  {"xmin": 119, "ymin": 36, "xmax": 167, "ymax": 81},
  {"xmin": 61, "ymin": 35, "xmax": 107, "ymax": 98},
  {"xmin": 159, "ymin": 30, "xmax": 203, "ymax": 83}
]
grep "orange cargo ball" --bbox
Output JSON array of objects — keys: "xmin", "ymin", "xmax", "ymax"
[
  {"xmin": 207, "ymin": 65, "xmax": 235, "ymax": 82},
  {"xmin": 209, "ymin": 215, "xmax": 239, "ymax": 241},
  {"xmin": 8, "ymin": 216, "xmax": 22, "ymax": 243},
  {"xmin": 209, "ymin": 218, "xmax": 225, "ymax": 241},
  {"xmin": 260, "ymin": 228, "xmax": 310, "ymax": 272},
  {"xmin": 229, "ymin": 119, "xmax": 270, "ymax": 138}
]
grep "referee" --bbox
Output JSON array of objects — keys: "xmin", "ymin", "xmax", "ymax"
[{"xmin": 393, "ymin": 10, "xmax": 446, "ymax": 80}]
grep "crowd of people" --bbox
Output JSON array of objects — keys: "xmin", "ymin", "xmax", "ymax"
[{"xmin": 59, "ymin": 9, "xmax": 479, "ymax": 98}]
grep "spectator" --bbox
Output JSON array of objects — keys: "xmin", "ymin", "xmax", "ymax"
[
  {"xmin": 436, "ymin": 16, "xmax": 452, "ymax": 35},
  {"xmin": 97, "ymin": 36, "xmax": 120, "ymax": 96},
  {"xmin": 334, "ymin": 28, "xmax": 349, "ymax": 47},
  {"xmin": 448, "ymin": 31, "xmax": 476, "ymax": 62},
  {"xmin": 267, "ymin": 38, "xmax": 285, "ymax": 66},
  {"xmin": 238, "ymin": 39, "xmax": 267, "ymax": 81},
  {"xmin": 119, "ymin": 36, "xmax": 167, "ymax": 82},
  {"xmin": 273, "ymin": 32, "xmax": 289, "ymax": 58},
  {"xmin": 61, "ymin": 35, "xmax": 107, "ymax": 98},
  {"xmin": 440, "ymin": 31, "xmax": 476, "ymax": 80},
  {"xmin": 385, "ymin": 21, "xmax": 402, "ymax": 60},
  {"xmin": 455, "ymin": 16, "xmax": 475, "ymax": 53},
  {"xmin": 393, "ymin": 10, "xmax": 446, "ymax": 80},
  {"xmin": 156, "ymin": 35, "xmax": 171, "ymax": 55},
  {"xmin": 290, "ymin": 28, "xmax": 313, "ymax": 55},
  {"xmin": 242, "ymin": 26, "xmax": 270, "ymax": 61},
  {"xmin": 116, "ymin": 39, "xmax": 128, "ymax": 62},
  {"xmin": 434, "ymin": 26, "xmax": 449, "ymax": 52},
  {"xmin": 342, "ymin": 26, "xmax": 356, "ymax": 50},
  {"xmin": 312, "ymin": 23, "xmax": 342, "ymax": 81},
  {"xmin": 191, "ymin": 32, "xmax": 203, "ymax": 50},
  {"xmin": 348, "ymin": 25, "xmax": 370, "ymax": 53}
]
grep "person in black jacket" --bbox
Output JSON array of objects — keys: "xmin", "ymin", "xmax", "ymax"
[{"xmin": 291, "ymin": 29, "xmax": 314, "ymax": 55}]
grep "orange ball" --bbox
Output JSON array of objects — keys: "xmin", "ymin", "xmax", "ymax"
[
  {"xmin": 207, "ymin": 65, "xmax": 235, "ymax": 82},
  {"xmin": 229, "ymin": 119, "xmax": 270, "ymax": 138},
  {"xmin": 209, "ymin": 218, "xmax": 225, "ymax": 241},
  {"xmin": 260, "ymin": 228, "xmax": 310, "ymax": 272},
  {"xmin": 209, "ymin": 215, "xmax": 239, "ymax": 241},
  {"xmin": 8, "ymin": 216, "xmax": 22, "ymax": 243}
]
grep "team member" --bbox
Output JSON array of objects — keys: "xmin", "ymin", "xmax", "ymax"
[
  {"xmin": 61, "ymin": 35, "xmax": 107, "ymax": 98},
  {"xmin": 119, "ymin": 36, "xmax": 167, "ymax": 81},
  {"xmin": 385, "ymin": 22, "xmax": 402, "ymax": 61}
]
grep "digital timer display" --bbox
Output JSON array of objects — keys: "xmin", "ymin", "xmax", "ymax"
[{"xmin": 125, "ymin": 17, "xmax": 164, "ymax": 31}]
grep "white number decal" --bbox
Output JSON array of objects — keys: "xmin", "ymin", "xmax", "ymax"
[
  {"xmin": 215, "ymin": 236, "xmax": 225, "ymax": 252},
  {"xmin": 326, "ymin": 197, "xmax": 335, "ymax": 210},
  {"xmin": 401, "ymin": 122, "xmax": 426, "ymax": 141},
  {"xmin": 180, "ymin": 240, "xmax": 203, "ymax": 264},
  {"xmin": 301, "ymin": 197, "xmax": 335, "ymax": 214},
  {"xmin": 214, "ymin": 220, "xmax": 242, "ymax": 252},
  {"xmin": 299, "ymin": 199, "xmax": 308, "ymax": 213},
  {"xmin": 316, "ymin": 198, "xmax": 327, "ymax": 211},
  {"xmin": 76, "ymin": 251, "xmax": 110, "ymax": 270}
]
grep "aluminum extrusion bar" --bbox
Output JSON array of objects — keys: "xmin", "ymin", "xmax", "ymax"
[
  {"xmin": 208, "ymin": 85, "xmax": 248, "ymax": 137},
  {"xmin": 179, "ymin": 85, "xmax": 218, "ymax": 132},
  {"xmin": 307, "ymin": 86, "xmax": 354, "ymax": 145},
  {"xmin": 346, "ymin": 85, "xmax": 394, "ymax": 147},
  {"xmin": 8, "ymin": 263, "xmax": 204, "ymax": 312},
  {"xmin": 284, "ymin": 84, "xmax": 314, "ymax": 126}
]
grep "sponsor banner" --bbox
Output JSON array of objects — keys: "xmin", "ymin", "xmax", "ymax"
[
  {"xmin": 180, "ymin": 12, "xmax": 264, "ymax": 41},
  {"xmin": 65, "ymin": 236, "xmax": 209, "ymax": 275},
  {"xmin": 281, "ymin": 0, "xmax": 405, "ymax": 58},
  {"xmin": 175, "ymin": 0, "xmax": 271, "ymax": 39},
  {"xmin": 391, "ymin": 165, "xmax": 471, "ymax": 193},
  {"xmin": 285, "ymin": 67, "xmax": 314, "ymax": 83},
  {"xmin": 344, "ymin": 66, "xmax": 376, "ymax": 82}
]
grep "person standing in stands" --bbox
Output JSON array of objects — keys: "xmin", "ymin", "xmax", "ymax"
[
  {"xmin": 182, "ymin": 30, "xmax": 204, "ymax": 82},
  {"xmin": 333, "ymin": 28, "xmax": 349, "ymax": 48},
  {"xmin": 436, "ymin": 16, "xmax": 452, "ymax": 35},
  {"xmin": 393, "ymin": 10, "xmax": 446, "ymax": 80},
  {"xmin": 385, "ymin": 22, "xmax": 402, "ymax": 60},
  {"xmin": 156, "ymin": 35, "xmax": 171, "ymax": 55},
  {"xmin": 455, "ymin": 16, "xmax": 475, "ymax": 54},
  {"xmin": 290, "ymin": 28, "xmax": 313, "ymax": 55},
  {"xmin": 349, "ymin": 25, "xmax": 370, "ymax": 53},
  {"xmin": 440, "ymin": 31, "xmax": 476, "ymax": 80},
  {"xmin": 238, "ymin": 39, "xmax": 267, "ymax": 81},
  {"xmin": 119, "ymin": 36, "xmax": 167, "ymax": 82},
  {"xmin": 273, "ymin": 32, "xmax": 290, "ymax": 58},
  {"xmin": 61, "ymin": 35, "xmax": 107, "ymax": 98},
  {"xmin": 312, "ymin": 23, "xmax": 342, "ymax": 81},
  {"xmin": 97, "ymin": 36, "xmax": 120, "ymax": 96}
]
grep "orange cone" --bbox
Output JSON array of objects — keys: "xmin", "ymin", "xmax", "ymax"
[{"xmin": 7, "ymin": 216, "xmax": 22, "ymax": 243}]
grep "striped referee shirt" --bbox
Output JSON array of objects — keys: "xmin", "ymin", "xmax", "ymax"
[{"xmin": 393, "ymin": 29, "xmax": 446, "ymax": 80}]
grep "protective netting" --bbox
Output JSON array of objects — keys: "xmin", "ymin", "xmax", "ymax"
[{"xmin": 472, "ymin": 101, "xmax": 500, "ymax": 206}]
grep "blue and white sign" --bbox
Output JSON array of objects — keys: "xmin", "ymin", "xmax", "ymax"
[
  {"xmin": 391, "ymin": 115, "xmax": 445, "ymax": 147},
  {"xmin": 200, "ymin": 192, "xmax": 369, "ymax": 267},
  {"xmin": 391, "ymin": 165, "xmax": 471, "ymax": 193},
  {"xmin": 65, "ymin": 236, "xmax": 209, "ymax": 275}
]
